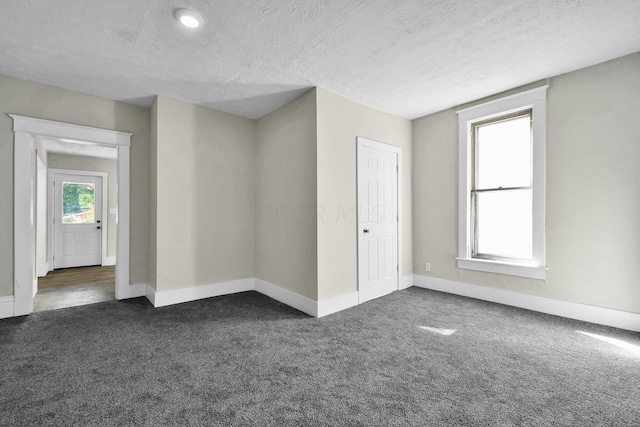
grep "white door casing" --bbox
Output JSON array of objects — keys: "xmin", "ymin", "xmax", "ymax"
[
  {"xmin": 357, "ymin": 137, "xmax": 401, "ymax": 304},
  {"xmin": 36, "ymin": 154, "xmax": 48, "ymax": 281},
  {"xmin": 11, "ymin": 114, "xmax": 132, "ymax": 316},
  {"xmin": 53, "ymin": 172, "xmax": 105, "ymax": 269}
]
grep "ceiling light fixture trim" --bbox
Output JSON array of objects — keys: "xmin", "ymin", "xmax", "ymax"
[{"xmin": 174, "ymin": 8, "xmax": 203, "ymax": 29}]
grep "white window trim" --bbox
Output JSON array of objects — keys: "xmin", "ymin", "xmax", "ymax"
[{"xmin": 456, "ymin": 86, "xmax": 548, "ymax": 280}]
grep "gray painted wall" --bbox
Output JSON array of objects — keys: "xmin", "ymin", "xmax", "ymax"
[
  {"xmin": 316, "ymin": 88, "xmax": 413, "ymax": 301},
  {"xmin": 152, "ymin": 96, "xmax": 256, "ymax": 291},
  {"xmin": 255, "ymin": 89, "xmax": 318, "ymax": 299},
  {"xmin": 0, "ymin": 74, "xmax": 150, "ymax": 296},
  {"xmin": 412, "ymin": 53, "xmax": 640, "ymax": 314},
  {"xmin": 3, "ymin": 51, "xmax": 638, "ymax": 317}
]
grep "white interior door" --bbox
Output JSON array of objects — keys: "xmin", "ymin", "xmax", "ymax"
[
  {"xmin": 53, "ymin": 173, "xmax": 103, "ymax": 269},
  {"xmin": 358, "ymin": 139, "xmax": 399, "ymax": 304}
]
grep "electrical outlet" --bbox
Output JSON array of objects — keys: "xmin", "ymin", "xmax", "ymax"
[{"xmin": 425, "ymin": 263, "xmax": 431, "ymax": 272}]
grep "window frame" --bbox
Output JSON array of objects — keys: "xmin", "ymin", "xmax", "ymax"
[
  {"xmin": 456, "ymin": 86, "xmax": 548, "ymax": 279},
  {"xmin": 471, "ymin": 109, "xmax": 532, "ymax": 262}
]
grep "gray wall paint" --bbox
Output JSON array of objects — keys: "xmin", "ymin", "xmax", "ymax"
[
  {"xmin": 316, "ymin": 88, "xmax": 413, "ymax": 301},
  {"xmin": 5, "ymin": 52, "xmax": 637, "ymax": 316},
  {"xmin": 47, "ymin": 153, "xmax": 118, "ymax": 259},
  {"xmin": 255, "ymin": 89, "xmax": 318, "ymax": 299},
  {"xmin": 412, "ymin": 52, "xmax": 640, "ymax": 314},
  {"xmin": 0, "ymin": 74, "xmax": 150, "ymax": 296},
  {"xmin": 153, "ymin": 96, "xmax": 256, "ymax": 291}
]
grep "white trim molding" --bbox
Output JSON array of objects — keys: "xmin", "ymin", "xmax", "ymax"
[
  {"xmin": 10, "ymin": 115, "xmax": 132, "ymax": 147},
  {"xmin": 0, "ymin": 296, "xmax": 15, "ymax": 319},
  {"xmin": 413, "ymin": 275, "xmax": 640, "ymax": 333},
  {"xmin": 150, "ymin": 279, "xmax": 254, "ymax": 308},
  {"xmin": 255, "ymin": 279, "xmax": 318, "ymax": 317},
  {"xmin": 118, "ymin": 283, "xmax": 146, "ymax": 300},
  {"xmin": 103, "ymin": 257, "xmax": 116, "ymax": 266},
  {"xmin": 456, "ymin": 258, "xmax": 546, "ymax": 280},
  {"xmin": 456, "ymin": 86, "xmax": 548, "ymax": 279},
  {"xmin": 317, "ymin": 292, "xmax": 359, "ymax": 317},
  {"xmin": 10, "ymin": 114, "xmax": 132, "ymax": 316},
  {"xmin": 399, "ymin": 275, "xmax": 413, "ymax": 290},
  {"xmin": 143, "ymin": 278, "xmax": 364, "ymax": 319},
  {"xmin": 144, "ymin": 278, "xmax": 316, "ymax": 316},
  {"xmin": 144, "ymin": 284, "xmax": 156, "ymax": 306}
]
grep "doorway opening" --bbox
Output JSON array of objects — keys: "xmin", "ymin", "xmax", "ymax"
[
  {"xmin": 34, "ymin": 266, "xmax": 115, "ymax": 312},
  {"xmin": 11, "ymin": 115, "xmax": 133, "ymax": 317},
  {"xmin": 33, "ymin": 161, "xmax": 116, "ymax": 312}
]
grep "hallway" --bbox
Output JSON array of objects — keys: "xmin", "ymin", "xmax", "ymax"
[{"xmin": 34, "ymin": 266, "xmax": 115, "ymax": 312}]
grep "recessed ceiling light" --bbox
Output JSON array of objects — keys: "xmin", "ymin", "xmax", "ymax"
[{"xmin": 174, "ymin": 8, "xmax": 203, "ymax": 29}]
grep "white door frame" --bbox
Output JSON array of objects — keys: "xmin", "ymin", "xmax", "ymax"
[
  {"xmin": 35, "ymin": 153, "xmax": 48, "ymax": 281},
  {"xmin": 48, "ymin": 169, "xmax": 109, "ymax": 270},
  {"xmin": 11, "ymin": 114, "xmax": 132, "ymax": 316},
  {"xmin": 356, "ymin": 136, "xmax": 403, "ymax": 301}
]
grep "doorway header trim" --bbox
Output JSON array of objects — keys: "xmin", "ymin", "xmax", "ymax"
[{"xmin": 9, "ymin": 114, "xmax": 132, "ymax": 147}]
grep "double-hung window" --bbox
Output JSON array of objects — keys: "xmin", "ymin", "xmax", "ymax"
[{"xmin": 457, "ymin": 86, "xmax": 547, "ymax": 279}]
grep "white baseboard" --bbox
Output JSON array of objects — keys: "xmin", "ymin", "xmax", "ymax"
[
  {"xmin": 254, "ymin": 278, "xmax": 318, "ymax": 317},
  {"xmin": 143, "ymin": 277, "xmax": 358, "ymax": 318},
  {"xmin": 115, "ymin": 283, "xmax": 146, "ymax": 300},
  {"xmin": 399, "ymin": 275, "xmax": 413, "ymax": 290},
  {"xmin": 317, "ymin": 291, "xmax": 359, "ymax": 317},
  {"xmin": 0, "ymin": 296, "xmax": 14, "ymax": 319},
  {"xmin": 103, "ymin": 257, "xmax": 116, "ymax": 266},
  {"xmin": 144, "ymin": 284, "xmax": 156, "ymax": 306},
  {"xmin": 151, "ymin": 278, "xmax": 254, "ymax": 308},
  {"xmin": 141, "ymin": 276, "xmax": 417, "ymax": 318},
  {"xmin": 413, "ymin": 275, "xmax": 640, "ymax": 333}
]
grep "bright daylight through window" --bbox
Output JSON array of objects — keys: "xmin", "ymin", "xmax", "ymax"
[
  {"xmin": 472, "ymin": 111, "xmax": 532, "ymax": 261},
  {"xmin": 457, "ymin": 86, "xmax": 547, "ymax": 279},
  {"xmin": 62, "ymin": 182, "xmax": 96, "ymax": 224}
]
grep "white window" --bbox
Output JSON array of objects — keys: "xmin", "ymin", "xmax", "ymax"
[{"xmin": 457, "ymin": 86, "xmax": 547, "ymax": 279}]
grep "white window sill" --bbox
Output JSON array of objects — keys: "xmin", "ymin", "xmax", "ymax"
[{"xmin": 457, "ymin": 257, "xmax": 546, "ymax": 280}]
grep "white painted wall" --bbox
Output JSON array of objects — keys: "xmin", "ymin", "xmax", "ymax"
[
  {"xmin": 152, "ymin": 96, "xmax": 256, "ymax": 291},
  {"xmin": 0, "ymin": 74, "xmax": 150, "ymax": 297},
  {"xmin": 255, "ymin": 89, "xmax": 318, "ymax": 300},
  {"xmin": 316, "ymin": 88, "xmax": 413, "ymax": 301},
  {"xmin": 412, "ymin": 52, "xmax": 640, "ymax": 314}
]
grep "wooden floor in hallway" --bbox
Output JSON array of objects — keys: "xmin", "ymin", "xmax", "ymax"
[{"xmin": 34, "ymin": 265, "xmax": 115, "ymax": 312}]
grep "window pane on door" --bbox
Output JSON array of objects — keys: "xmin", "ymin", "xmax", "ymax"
[
  {"xmin": 62, "ymin": 182, "xmax": 95, "ymax": 224},
  {"xmin": 475, "ymin": 189, "xmax": 532, "ymax": 260}
]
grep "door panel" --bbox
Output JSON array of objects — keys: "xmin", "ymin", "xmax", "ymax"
[
  {"xmin": 358, "ymin": 142, "xmax": 399, "ymax": 304},
  {"xmin": 54, "ymin": 173, "xmax": 102, "ymax": 269}
]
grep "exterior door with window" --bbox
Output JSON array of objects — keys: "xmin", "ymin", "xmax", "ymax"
[
  {"xmin": 357, "ymin": 139, "xmax": 399, "ymax": 304},
  {"xmin": 53, "ymin": 173, "xmax": 102, "ymax": 269}
]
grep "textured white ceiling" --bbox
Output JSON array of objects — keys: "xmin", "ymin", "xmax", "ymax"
[{"xmin": 1, "ymin": 0, "xmax": 639, "ymax": 119}]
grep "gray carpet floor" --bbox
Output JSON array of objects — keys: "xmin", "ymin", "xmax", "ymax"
[{"xmin": 1, "ymin": 287, "xmax": 639, "ymax": 426}]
